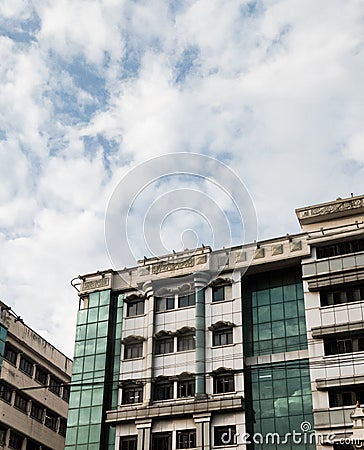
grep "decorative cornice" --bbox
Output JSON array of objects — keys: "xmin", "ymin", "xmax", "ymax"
[{"xmin": 296, "ymin": 195, "xmax": 364, "ymax": 225}]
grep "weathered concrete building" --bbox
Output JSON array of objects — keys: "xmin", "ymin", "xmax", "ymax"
[{"xmin": 0, "ymin": 302, "xmax": 72, "ymax": 450}]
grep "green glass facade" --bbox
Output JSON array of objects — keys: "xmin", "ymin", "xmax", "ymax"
[
  {"xmin": 65, "ymin": 290, "xmax": 123, "ymax": 450},
  {"xmin": 243, "ymin": 268, "xmax": 307, "ymax": 356},
  {"xmin": 243, "ymin": 268, "xmax": 314, "ymax": 449},
  {"xmin": 0, "ymin": 324, "xmax": 7, "ymax": 371},
  {"xmin": 245, "ymin": 360, "xmax": 314, "ymax": 450}
]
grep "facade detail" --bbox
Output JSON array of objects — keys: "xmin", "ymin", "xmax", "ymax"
[
  {"xmin": 66, "ymin": 194, "xmax": 364, "ymax": 450},
  {"xmin": 0, "ymin": 301, "xmax": 72, "ymax": 450}
]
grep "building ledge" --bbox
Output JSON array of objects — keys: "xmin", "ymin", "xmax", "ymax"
[
  {"xmin": 106, "ymin": 395, "xmax": 244, "ymax": 423},
  {"xmin": 311, "ymin": 320, "xmax": 364, "ymax": 338}
]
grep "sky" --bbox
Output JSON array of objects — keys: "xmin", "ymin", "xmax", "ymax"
[{"xmin": 0, "ymin": 0, "xmax": 363, "ymax": 357}]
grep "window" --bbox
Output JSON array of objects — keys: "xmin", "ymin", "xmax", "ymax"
[
  {"xmin": 151, "ymin": 432, "xmax": 172, "ymax": 450},
  {"xmin": 177, "ymin": 334, "xmax": 195, "ymax": 351},
  {"xmin": 213, "ymin": 328, "xmax": 233, "ymax": 346},
  {"xmin": 4, "ymin": 344, "xmax": 18, "ymax": 365},
  {"xmin": 26, "ymin": 440, "xmax": 41, "ymax": 450},
  {"xmin": 212, "ymin": 286, "xmax": 225, "ymax": 302},
  {"xmin": 30, "ymin": 402, "xmax": 44, "ymax": 422},
  {"xmin": 214, "ymin": 426, "xmax": 237, "ymax": 446},
  {"xmin": 62, "ymin": 385, "xmax": 70, "ymax": 402},
  {"xmin": 59, "ymin": 418, "xmax": 67, "ymax": 437},
  {"xmin": 0, "ymin": 382, "xmax": 12, "ymax": 403},
  {"xmin": 127, "ymin": 300, "xmax": 144, "ymax": 317},
  {"xmin": 49, "ymin": 376, "xmax": 61, "ymax": 396},
  {"xmin": 153, "ymin": 379, "xmax": 173, "ymax": 401},
  {"xmin": 329, "ymin": 386, "xmax": 364, "ymax": 407},
  {"xmin": 178, "ymin": 293, "xmax": 195, "ymax": 308},
  {"xmin": 154, "ymin": 336, "xmax": 174, "ymax": 355},
  {"xmin": 44, "ymin": 409, "xmax": 58, "ymax": 431},
  {"xmin": 155, "ymin": 296, "xmax": 174, "ymax": 312},
  {"xmin": 9, "ymin": 431, "xmax": 23, "ymax": 449},
  {"xmin": 213, "ymin": 372, "xmax": 235, "ymax": 394},
  {"xmin": 14, "ymin": 393, "xmax": 28, "ymax": 413},
  {"xmin": 177, "ymin": 377, "xmax": 195, "ymax": 398},
  {"xmin": 320, "ymin": 284, "xmax": 364, "ymax": 306},
  {"xmin": 0, "ymin": 425, "xmax": 6, "ymax": 445},
  {"xmin": 122, "ymin": 383, "xmax": 143, "ymax": 404},
  {"xmin": 316, "ymin": 237, "xmax": 364, "ymax": 259},
  {"xmin": 35, "ymin": 366, "xmax": 48, "ymax": 385},
  {"xmin": 124, "ymin": 341, "xmax": 143, "ymax": 359},
  {"xmin": 324, "ymin": 335, "xmax": 364, "ymax": 355},
  {"xmin": 177, "ymin": 430, "xmax": 196, "ymax": 449},
  {"xmin": 120, "ymin": 436, "xmax": 137, "ymax": 450},
  {"xmin": 19, "ymin": 355, "xmax": 34, "ymax": 376}
]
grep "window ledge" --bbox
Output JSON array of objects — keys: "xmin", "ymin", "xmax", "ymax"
[
  {"xmin": 212, "ymin": 344, "xmax": 235, "ymax": 349},
  {"xmin": 123, "ymin": 356, "xmax": 145, "ymax": 361},
  {"xmin": 320, "ymin": 299, "xmax": 364, "ymax": 310},
  {"xmin": 211, "ymin": 298, "xmax": 234, "ymax": 305},
  {"xmin": 125, "ymin": 313, "xmax": 147, "ymax": 319}
]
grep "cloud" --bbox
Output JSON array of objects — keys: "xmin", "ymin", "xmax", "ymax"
[{"xmin": 1, "ymin": 0, "xmax": 364, "ymax": 355}]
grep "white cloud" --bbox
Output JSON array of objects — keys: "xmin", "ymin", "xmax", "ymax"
[{"xmin": 1, "ymin": 0, "xmax": 364, "ymax": 355}]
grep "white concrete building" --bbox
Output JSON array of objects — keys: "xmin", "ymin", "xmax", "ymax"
[{"xmin": 65, "ymin": 194, "xmax": 364, "ymax": 450}]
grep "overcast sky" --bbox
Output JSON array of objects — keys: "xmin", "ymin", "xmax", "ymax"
[{"xmin": 1, "ymin": 0, "xmax": 363, "ymax": 357}]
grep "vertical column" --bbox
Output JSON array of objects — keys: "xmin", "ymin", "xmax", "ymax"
[
  {"xmin": 136, "ymin": 419, "xmax": 152, "ymax": 450},
  {"xmin": 194, "ymin": 413, "xmax": 211, "ymax": 450},
  {"xmin": 194, "ymin": 272, "xmax": 209, "ymax": 399},
  {"xmin": 143, "ymin": 281, "xmax": 154, "ymax": 404},
  {"xmin": 21, "ymin": 437, "xmax": 27, "ymax": 450}
]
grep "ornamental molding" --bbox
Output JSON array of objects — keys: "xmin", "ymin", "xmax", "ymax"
[{"xmin": 296, "ymin": 196, "xmax": 364, "ymax": 225}]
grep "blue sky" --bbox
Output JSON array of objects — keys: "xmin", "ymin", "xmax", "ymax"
[{"xmin": 0, "ymin": 0, "xmax": 363, "ymax": 356}]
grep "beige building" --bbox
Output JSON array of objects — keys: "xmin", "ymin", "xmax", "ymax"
[{"xmin": 0, "ymin": 301, "xmax": 72, "ymax": 450}]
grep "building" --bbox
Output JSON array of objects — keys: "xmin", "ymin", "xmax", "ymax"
[
  {"xmin": 0, "ymin": 302, "xmax": 72, "ymax": 450},
  {"xmin": 65, "ymin": 194, "xmax": 364, "ymax": 450}
]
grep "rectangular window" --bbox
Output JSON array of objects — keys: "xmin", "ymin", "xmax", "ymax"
[
  {"xmin": 177, "ymin": 334, "xmax": 195, "ymax": 351},
  {"xmin": 4, "ymin": 344, "xmax": 18, "ymax": 365},
  {"xmin": 316, "ymin": 237, "xmax": 364, "ymax": 259},
  {"xmin": 178, "ymin": 293, "xmax": 195, "ymax": 308},
  {"xmin": 320, "ymin": 283, "xmax": 364, "ymax": 307},
  {"xmin": 325, "ymin": 337, "xmax": 356, "ymax": 355},
  {"xmin": 124, "ymin": 342, "xmax": 143, "ymax": 359},
  {"xmin": 122, "ymin": 385, "xmax": 143, "ymax": 404},
  {"xmin": 19, "ymin": 355, "xmax": 34, "ymax": 376},
  {"xmin": 0, "ymin": 382, "xmax": 12, "ymax": 403},
  {"xmin": 212, "ymin": 286, "xmax": 225, "ymax": 302},
  {"xmin": 62, "ymin": 385, "xmax": 70, "ymax": 402},
  {"xmin": 153, "ymin": 380, "xmax": 173, "ymax": 401},
  {"xmin": 49, "ymin": 376, "xmax": 61, "ymax": 396},
  {"xmin": 214, "ymin": 373, "xmax": 235, "ymax": 394},
  {"xmin": 120, "ymin": 436, "xmax": 137, "ymax": 450},
  {"xmin": 155, "ymin": 297, "xmax": 175, "ymax": 312},
  {"xmin": 177, "ymin": 430, "xmax": 196, "ymax": 449},
  {"xmin": 177, "ymin": 378, "xmax": 195, "ymax": 398},
  {"xmin": 59, "ymin": 418, "xmax": 67, "ymax": 437},
  {"xmin": 35, "ymin": 366, "xmax": 48, "ymax": 385},
  {"xmin": 9, "ymin": 431, "xmax": 23, "ymax": 450},
  {"xmin": 30, "ymin": 402, "xmax": 44, "ymax": 422},
  {"xmin": 151, "ymin": 432, "xmax": 172, "ymax": 450},
  {"xmin": 26, "ymin": 440, "xmax": 41, "ymax": 450},
  {"xmin": 14, "ymin": 393, "xmax": 28, "ymax": 413},
  {"xmin": 155, "ymin": 337, "xmax": 174, "ymax": 355},
  {"xmin": 127, "ymin": 300, "xmax": 144, "ymax": 317},
  {"xmin": 213, "ymin": 328, "xmax": 233, "ymax": 346},
  {"xmin": 44, "ymin": 410, "xmax": 58, "ymax": 431},
  {"xmin": 214, "ymin": 426, "xmax": 236, "ymax": 446}
]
